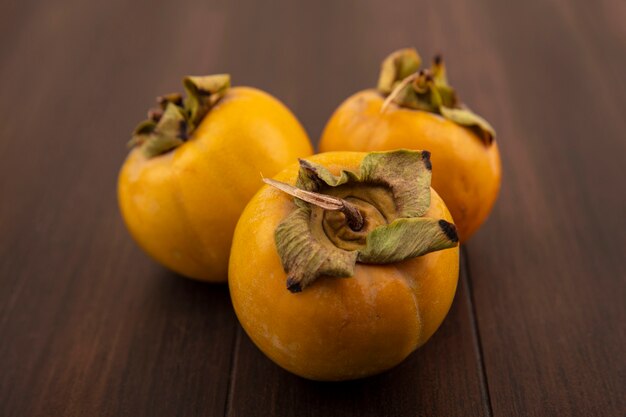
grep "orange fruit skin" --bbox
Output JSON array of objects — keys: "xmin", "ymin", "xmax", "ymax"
[
  {"xmin": 229, "ymin": 152, "xmax": 459, "ymax": 381},
  {"xmin": 319, "ymin": 90, "xmax": 501, "ymax": 242},
  {"xmin": 118, "ymin": 87, "xmax": 313, "ymax": 282}
]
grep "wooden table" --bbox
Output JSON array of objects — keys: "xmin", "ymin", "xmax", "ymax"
[{"xmin": 1, "ymin": 1, "xmax": 624, "ymax": 416}]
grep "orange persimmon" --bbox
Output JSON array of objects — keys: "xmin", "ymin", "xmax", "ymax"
[
  {"xmin": 320, "ymin": 48, "xmax": 501, "ymax": 241},
  {"xmin": 229, "ymin": 150, "xmax": 459, "ymax": 380},
  {"xmin": 118, "ymin": 75, "xmax": 312, "ymax": 282}
]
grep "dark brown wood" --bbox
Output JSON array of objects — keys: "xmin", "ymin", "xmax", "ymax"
[
  {"xmin": 457, "ymin": 1, "xmax": 626, "ymax": 416},
  {"xmin": 0, "ymin": 1, "xmax": 237, "ymax": 417},
  {"xmin": 1, "ymin": 0, "xmax": 624, "ymax": 416}
]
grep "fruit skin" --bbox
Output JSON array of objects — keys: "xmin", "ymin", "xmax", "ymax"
[
  {"xmin": 319, "ymin": 89, "xmax": 501, "ymax": 242},
  {"xmin": 229, "ymin": 152, "xmax": 459, "ymax": 381},
  {"xmin": 118, "ymin": 87, "xmax": 313, "ymax": 282}
]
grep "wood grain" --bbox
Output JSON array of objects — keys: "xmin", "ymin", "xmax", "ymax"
[
  {"xmin": 0, "ymin": 1, "xmax": 237, "ymax": 416},
  {"xmin": 0, "ymin": 0, "xmax": 624, "ymax": 416},
  {"xmin": 460, "ymin": 0, "xmax": 626, "ymax": 416}
]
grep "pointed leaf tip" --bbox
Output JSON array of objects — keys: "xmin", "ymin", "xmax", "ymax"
[
  {"xmin": 287, "ymin": 278, "xmax": 302, "ymax": 293},
  {"xmin": 438, "ymin": 219, "xmax": 458, "ymax": 243}
]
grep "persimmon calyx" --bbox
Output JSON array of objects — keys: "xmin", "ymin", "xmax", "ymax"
[
  {"xmin": 128, "ymin": 74, "xmax": 231, "ymax": 158},
  {"xmin": 378, "ymin": 48, "xmax": 496, "ymax": 145},
  {"xmin": 266, "ymin": 150, "xmax": 459, "ymax": 293}
]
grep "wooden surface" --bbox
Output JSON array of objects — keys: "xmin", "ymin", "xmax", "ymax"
[{"xmin": 1, "ymin": 0, "xmax": 624, "ymax": 416}]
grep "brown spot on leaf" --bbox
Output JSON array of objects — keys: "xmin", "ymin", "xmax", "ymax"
[
  {"xmin": 422, "ymin": 150, "xmax": 432, "ymax": 171},
  {"xmin": 438, "ymin": 219, "xmax": 459, "ymax": 243},
  {"xmin": 286, "ymin": 277, "xmax": 302, "ymax": 293}
]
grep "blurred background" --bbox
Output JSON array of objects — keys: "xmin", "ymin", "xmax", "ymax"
[{"xmin": 1, "ymin": 0, "xmax": 624, "ymax": 416}]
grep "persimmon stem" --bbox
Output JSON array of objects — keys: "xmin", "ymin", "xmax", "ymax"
[{"xmin": 263, "ymin": 178, "xmax": 364, "ymax": 231}]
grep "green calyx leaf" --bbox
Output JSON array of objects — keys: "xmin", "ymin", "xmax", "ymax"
[
  {"xmin": 358, "ymin": 218, "xmax": 458, "ymax": 264},
  {"xmin": 378, "ymin": 48, "xmax": 496, "ymax": 145},
  {"xmin": 272, "ymin": 150, "xmax": 459, "ymax": 293},
  {"xmin": 129, "ymin": 74, "xmax": 231, "ymax": 158},
  {"xmin": 141, "ymin": 103, "xmax": 187, "ymax": 157},
  {"xmin": 275, "ymin": 207, "xmax": 358, "ymax": 293},
  {"xmin": 377, "ymin": 48, "xmax": 422, "ymax": 94},
  {"xmin": 183, "ymin": 74, "xmax": 231, "ymax": 130},
  {"xmin": 439, "ymin": 106, "xmax": 495, "ymax": 145},
  {"xmin": 296, "ymin": 150, "xmax": 432, "ymax": 217}
]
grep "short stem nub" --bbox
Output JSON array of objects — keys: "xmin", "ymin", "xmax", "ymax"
[
  {"xmin": 341, "ymin": 203, "xmax": 364, "ymax": 232},
  {"xmin": 263, "ymin": 178, "xmax": 364, "ymax": 231}
]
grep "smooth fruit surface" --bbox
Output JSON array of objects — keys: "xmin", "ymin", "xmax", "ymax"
[
  {"xmin": 118, "ymin": 87, "xmax": 313, "ymax": 282},
  {"xmin": 229, "ymin": 152, "xmax": 459, "ymax": 380},
  {"xmin": 320, "ymin": 90, "xmax": 501, "ymax": 241}
]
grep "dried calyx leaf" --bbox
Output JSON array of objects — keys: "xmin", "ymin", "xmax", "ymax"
[
  {"xmin": 377, "ymin": 48, "xmax": 422, "ymax": 94},
  {"xmin": 128, "ymin": 74, "xmax": 231, "ymax": 158},
  {"xmin": 378, "ymin": 48, "xmax": 496, "ymax": 145},
  {"xmin": 266, "ymin": 150, "xmax": 459, "ymax": 293}
]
